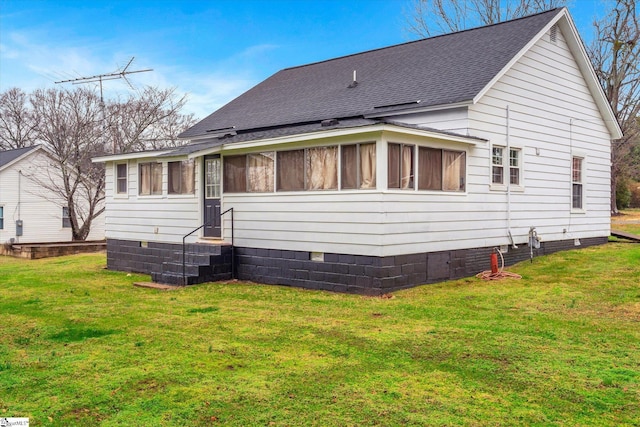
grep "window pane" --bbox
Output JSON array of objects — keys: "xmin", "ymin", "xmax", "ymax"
[
  {"xmin": 401, "ymin": 145, "xmax": 414, "ymax": 189},
  {"xmin": 168, "ymin": 162, "xmax": 181, "ymax": 194},
  {"xmin": 248, "ymin": 152, "xmax": 274, "ymax": 192},
  {"xmin": 182, "ymin": 160, "xmax": 195, "ymax": 194},
  {"xmin": 418, "ymin": 147, "xmax": 442, "ymax": 190},
  {"xmin": 492, "ymin": 166, "xmax": 503, "ymax": 184},
  {"xmin": 0, "ymin": 206, "xmax": 4, "ymax": 230},
  {"xmin": 151, "ymin": 163, "xmax": 163, "ymax": 195},
  {"xmin": 205, "ymin": 158, "xmax": 221, "ymax": 198},
  {"xmin": 62, "ymin": 207, "xmax": 71, "ymax": 228},
  {"xmin": 223, "ymin": 155, "xmax": 247, "ymax": 193},
  {"xmin": 509, "ymin": 149, "xmax": 519, "ymax": 167},
  {"xmin": 388, "ymin": 143, "xmax": 400, "ymax": 189},
  {"xmin": 139, "ymin": 163, "xmax": 150, "ymax": 195},
  {"xmin": 306, "ymin": 147, "xmax": 337, "ymax": 190},
  {"xmin": 572, "ymin": 157, "xmax": 582, "ymax": 183},
  {"xmin": 492, "ymin": 147, "xmax": 503, "ymax": 165},
  {"xmin": 443, "ymin": 150, "xmax": 465, "ymax": 191},
  {"xmin": 278, "ymin": 150, "xmax": 305, "ymax": 191},
  {"xmin": 116, "ymin": 164, "xmax": 127, "ymax": 194},
  {"xmin": 572, "ymin": 183, "xmax": 583, "ymax": 209},
  {"xmin": 341, "ymin": 145, "xmax": 358, "ymax": 189},
  {"xmin": 360, "ymin": 143, "xmax": 376, "ymax": 189},
  {"xmin": 510, "ymin": 167, "xmax": 520, "ymax": 185}
]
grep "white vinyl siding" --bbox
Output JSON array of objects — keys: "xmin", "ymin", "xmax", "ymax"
[
  {"xmin": 0, "ymin": 149, "xmax": 104, "ymax": 243},
  {"xmin": 467, "ymin": 24, "xmax": 611, "ymax": 242},
  {"xmin": 104, "ymin": 158, "xmax": 201, "ymax": 243}
]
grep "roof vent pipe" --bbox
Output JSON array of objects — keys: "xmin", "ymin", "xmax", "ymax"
[{"xmin": 348, "ymin": 70, "xmax": 358, "ymax": 88}]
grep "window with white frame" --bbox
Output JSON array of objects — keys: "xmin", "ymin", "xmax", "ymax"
[
  {"xmin": 0, "ymin": 206, "xmax": 4, "ymax": 230},
  {"xmin": 572, "ymin": 156, "xmax": 583, "ymax": 210},
  {"xmin": 388, "ymin": 143, "xmax": 414, "ymax": 189},
  {"xmin": 62, "ymin": 207, "xmax": 71, "ymax": 228},
  {"xmin": 139, "ymin": 162, "xmax": 163, "ymax": 195},
  {"xmin": 168, "ymin": 160, "xmax": 195, "ymax": 195},
  {"xmin": 116, "ymin": 163, "xmax": 127, "ymax": 194},
  {"xmin": 418, "ymin": 147, "xmax": 466, "ymax": 192},
  {"xmin": 492, "ymin": 146, "xmax": 521, "ymax": 186}
]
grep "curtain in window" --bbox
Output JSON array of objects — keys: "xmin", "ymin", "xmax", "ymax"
[
  {"xmin": 248, "ymin": 152, "xmax": 274, "ymax": 192},
  {"xmin": 277, "ymin": 150, "xmax": 305, "ymax": 191},
  {"xmin": 151, "ymin": 163, "xmax": 163, "ymax": 195},
  {"xmin": 388, "ymin": 143, "xmax": 400, "ymax": 188},
  {"xmin": 341, "ymin": 145, "xmax": 358, "ymax": 189},
  {"xmin": 418, "ymin": 147, "xmax": 442, "ymax": 190},
  {"xmin": 223, "ymin": 155, "xmax": 247, "ymax": 193},
  {"xmin": 443, "ymin": 151, "xmax": 465, "ymax": 191},
  {"xmin": 360, "ymin": 143, "xmax": 376, "ymax": 189},
  {"xmin": 168, "ymin": 162, "xmax": 181, "ymax": 194},
  {"xmin": 182, "ymin": 160, "xmax": 195, "ymax": 194},
  {"xmin": 139, "ymin": 163, "xmax": 150, "ymax": 195},
  {"xmin": 401, "ymin": 145, "xmax": 413, "ymax": 189},
  {"xmin": 306, "ymin": 147, "xmax": 337, "ymax": 190}
]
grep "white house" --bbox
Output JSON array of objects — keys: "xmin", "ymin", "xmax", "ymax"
[
  {"xmin": 94, "ymin": 8, "xmax": 622, "ymax": 294},
  {"xmin": 0, "ymin": 146, "xmax": 105, "ymax": 245}
]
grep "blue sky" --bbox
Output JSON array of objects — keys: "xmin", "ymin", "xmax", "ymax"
[{"xmin": 1, "ymin": 0, "xmax": 607, "ymax": 119}]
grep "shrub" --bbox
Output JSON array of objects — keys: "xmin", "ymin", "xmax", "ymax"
[{"xmin": 616, "ymin": 178, "xmax": 631, "ymax": 209}]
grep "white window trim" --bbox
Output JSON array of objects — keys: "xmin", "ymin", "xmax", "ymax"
[
  {"xmin": 490, "ymin": 144, "xmax": 524, "ymax": 192},
  {"xmin": 137, "ymin": 161, "xmax": 165, "ymax": 198},
  {"xmin": 114, "ymin": 162, "xmax": 129, "ymax": 199},
  {"xmin": 167, "ymin": 159, "xmax": 196, "ymax": 197},
  {"xmin": 571, "ymin": 153, "xmax": 586, "ymax": 213}
]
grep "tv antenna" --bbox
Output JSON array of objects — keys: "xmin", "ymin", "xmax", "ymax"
[
  {"xmin": 55, "ymin": 57, "xmax": 153, "ymax": 153},
  {"xmin": 55, "ymin": 57, "xmax": 152, "ymax": 102}
]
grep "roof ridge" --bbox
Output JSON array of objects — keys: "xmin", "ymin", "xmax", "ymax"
[{"xmin": 282, "ymin": 8, "xmax": 563, "ymax": 72}]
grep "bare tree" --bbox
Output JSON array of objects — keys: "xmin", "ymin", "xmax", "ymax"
[
  {"xmin": 1, "ymin": 85, "xmax": 196, "ymax": 240},
  {"xmin": 0, "ymin": 88, "xmax": 39, "ymax": 149},
  {"xmin": 28, "ymin": 87, "xmax": 106, "ymax": 241},
  {"xmin": 406, "ymin": 0, "xmax": 565, "ymax": 37},
  {"xmin": 105, "ymin": 86, "xmax": 196, "ymax": 153},
  {"xmin": 587, "ymin": 0, "xmax": 639, "ymax": 213}
]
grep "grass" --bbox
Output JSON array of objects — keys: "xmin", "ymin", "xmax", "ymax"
[
  {"xmin": 613, "ymin": 208, "xmax": 640, "ymax": 235},
  {"xmin": 1, "ymin": 244, "xmax": 639, "ymax": 426}
]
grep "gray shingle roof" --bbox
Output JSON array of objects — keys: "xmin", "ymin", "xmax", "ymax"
[
  {"xmin": 0, "ymin": 146, "xmax": 37, "ymax": 169},
  {"xmin": 180, "ymin": 9, "xmax": 561, "ymax": 140}
]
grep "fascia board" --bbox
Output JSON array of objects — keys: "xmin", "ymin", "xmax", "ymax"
[{"xmin": 92, "ymin": 150, "xmax": 173, "ymax": 163}]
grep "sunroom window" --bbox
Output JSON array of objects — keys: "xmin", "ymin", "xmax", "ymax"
[
  {"xmin": 168, "ymin": 160, "xmax": 195, "ymax": 195},
  {"xmin": 418, "ymin": 147, "xmax": 466, "ymax": 192},
  {"xmin": 341, "ymin": 143, "xmax": 376, "ymax": 189},
  {"xmin": 388, "ymin": 143, "xmax": 414, "ymax": 189},
  {"xmin": 139, "ymin": 162, "xmax": 162, "ymax": 195}
]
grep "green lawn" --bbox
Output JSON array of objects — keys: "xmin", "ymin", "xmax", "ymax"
[
  {"xmin": 1, "ymin": 244, "xmax": 639, "ymax": 426},
  {"xmin": 613, "ymin": 208, "xmax": 640, "ymax": 235}
]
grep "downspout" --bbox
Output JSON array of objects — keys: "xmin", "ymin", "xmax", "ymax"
[{"xmin": 506, "ymin": 106, "xmax": 517, "ymax": 248}]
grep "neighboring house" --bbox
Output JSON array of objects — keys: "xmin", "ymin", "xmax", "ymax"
[
  {"xmin": 0, "ymin": 146, "xmax": 105, "ymax": 244},
  {"xmin": 94, "ymin": 8, "xmax": 622, "ymax": 294}
]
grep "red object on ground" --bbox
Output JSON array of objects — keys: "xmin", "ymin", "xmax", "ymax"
[{"xmin": 490, "ymin": 252, "xmax": 499, "ymax": 274}]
